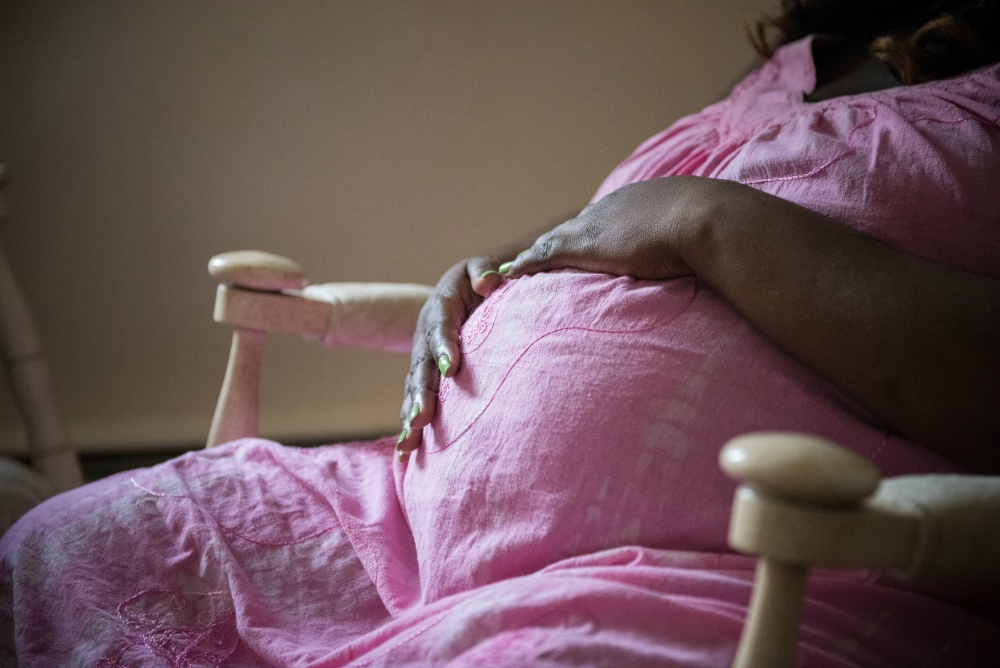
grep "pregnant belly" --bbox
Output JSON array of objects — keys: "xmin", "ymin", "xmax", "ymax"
[{"xmin": 400, "ymin": 271, "xmax": 935, "ymax": 603}]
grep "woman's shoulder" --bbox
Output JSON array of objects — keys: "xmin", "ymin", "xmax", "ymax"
[
  {"xmin": 889, "ymin": 60, "xmax": 1000, "ymax": 125},
  {"xmin": 728, "ymin": 72, "xmax": 1000, "ymax": 276}
]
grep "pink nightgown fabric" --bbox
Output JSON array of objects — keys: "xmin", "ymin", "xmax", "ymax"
[{"xmin": 3, "ymin": 36, "xmax": 999, "ymax": 667}]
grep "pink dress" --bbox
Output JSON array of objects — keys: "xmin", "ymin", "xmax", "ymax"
[{"xmin": 3, "ymin": 37, "xmax": 999, "ymax": 667}]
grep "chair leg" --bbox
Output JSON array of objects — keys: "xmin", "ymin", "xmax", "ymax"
[
  {"xmin": 6, "ymin": 355, "xmax": 83, "ymax": 492},
  {"xmin": 733, "ymin": 558, "xmax": 808, "ymax": 668},
  {"xmin": 1, "ymin": 229, "xmax": 83, "ymax": 493},
  {"xmin": 207, "ymin": 328, "xmax": 265, "ymax": 447}
]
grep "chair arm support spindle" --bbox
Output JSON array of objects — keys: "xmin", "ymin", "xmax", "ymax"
[
  {"xmin": 733, "ymin": 559, "xmax": 808, "ymax": 668},
  {"xmin": 206, "ymin": 251, "xmax": 311, "ymax": 448},
  {"xmin": 720, "ymin": 433, "xmax": 887, "ymax": 668},
  {"xmin": 206, "ymin": 328, "xmax": 265, "ymax": 448}
]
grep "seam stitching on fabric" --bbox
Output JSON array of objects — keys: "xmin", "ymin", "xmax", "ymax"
[
  {"xmin": 424, "ymin": 281, "xmax": 699, "ymax": 455},
  {"xmin": 743, "ymin": 101, "xmax": 880, "ymax": 185},
  {"xmin": 346, "ymin": 608, "xmax": 454, "ymax": 666}
]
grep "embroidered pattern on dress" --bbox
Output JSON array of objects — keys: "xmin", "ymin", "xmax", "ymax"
[
  {"xmin": 426, "ymin": 321, "xmax": 672, "ymax": 455},
  {"xmin": 99, "ymin": 589, "xmax": 238, "ymax": 668},
  {"xmin": 459, "ymin": 286, "xmax": 508, "ymax": 354},
  {"xmin": 426, "ymin": 276, "xmax": 699, "ymax": 455},
  {"xmin": 742, "ymin": 102, "xmax": 880, "ymax": 185}
]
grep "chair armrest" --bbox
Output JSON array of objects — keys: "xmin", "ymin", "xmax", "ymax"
[
  {"xmin": 209, "ymin": 251, "xmax": 431, "ymax": 352},
  {"xmin": 720, "ymin": 432, "xmax": 1000, "ymax": 668},
  {"xmin": 874, "ymin": 474, "xmax": 1000, "ymax": 582},
  {"xmin": 206, "ymin": 251, "xmax": 431, "ymax": 447},
  {"xmin": 301, "ymin": 282, "xmax": 431, "ymax": 354},
  {"xmin": 721, "ymin": 432, "xmax": 1000, "ymax": 582}
]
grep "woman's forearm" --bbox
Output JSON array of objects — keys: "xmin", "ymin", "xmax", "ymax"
[{"xmin": 679, "ymin": 180, "xmax": 1000, "ymax": 471}]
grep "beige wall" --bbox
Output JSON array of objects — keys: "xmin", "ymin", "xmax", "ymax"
[{"xmin": 0, "ymin": 0, "xmax": 772, "ymax": 455}]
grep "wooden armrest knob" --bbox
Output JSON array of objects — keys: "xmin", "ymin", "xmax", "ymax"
[
  {"xmin": 208, "ymin": 250, "xmax": 308, "ymax": 291},
  {"xmin": 720, "ymin": 432, "xmax": 881, "ymax": 507}
]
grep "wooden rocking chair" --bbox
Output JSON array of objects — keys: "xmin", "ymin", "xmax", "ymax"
[{"xmin": 206, "ymin": 249, "xmax": 1000, "ymax": 668}]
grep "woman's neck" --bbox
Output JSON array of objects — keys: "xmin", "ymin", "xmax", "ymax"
[{"xmin": 806, "ymin": 37, "xmax": 902, "ymax": 102}]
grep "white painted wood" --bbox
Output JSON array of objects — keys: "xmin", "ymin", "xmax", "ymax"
[
  {"xmin": 208, "ymin": 250, "xmax": 308, "ymax": 292},
  {"xmin": 873, "ymin": 474, "xmax": 1000, "ymax": 582},
  {"xmin": 206, "ymin": 252, "xmax": 430, "ymax": 448},
  {"xmin": 206, "ymin": 327, "xmax": 265, "ymax": 448},
  {"xmin": 720, "ymin": 432, "xmax": 881, "ymax": 506},
  {"xmin": 213, "ymin": 285, "xmax": 331, "ymax": 336},
  {"xmin": 732, "ymin": 560, "xmax": 807, "ymax": 668},
  {"xmin": 302, "ymin": 282, "xmax": 431, "ymax": 353},
  {"xmin": 727, "ymin": 487, "xmax": 920, "ymax": 570},
  {"xmin": 721, "ymin": 433, "xmax": 1000, "ymax": 667},
  {"xmin": 722, "ymin": 434, "xmax": 882, "ymax": 668}
]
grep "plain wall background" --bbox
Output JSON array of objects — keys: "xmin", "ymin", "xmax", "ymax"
[{"xmin": 0, "ymin": 0, "xmax": 772, "ymax": 455}]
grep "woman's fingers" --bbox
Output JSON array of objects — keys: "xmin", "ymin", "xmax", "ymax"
[
  {"xmin": 469, "ymin": 256, "xmax": 506, "ymax": 297},
  {"xmin": 397, "ymin": 346, "xmax": 438, "ymax": 457},
  {"xmin": 502, "ymin": 219, "xmax": 595, "ymax": 277},
  {"xmin": 502, "ymin": 179, "xmax": 699, "ymax": 281},
  {"xmin": 397, "ymin": 259, "xmax": 488, "ymax": 459}
]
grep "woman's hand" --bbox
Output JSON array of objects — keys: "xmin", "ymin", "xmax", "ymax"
[
  {"xmin": 395, "ymin": 176, "xmax": 715, "ymax": 460},
  {"xmin": 395, "ymin": 256, "xmax": 508, "ymax": 460},
  {"xmin": 495, "ymin": 174, "xmax": 1000, "ymax": 471},
  {"xmin": 503, "ymin": 176, "xmax": 720, "ymax": 281}
]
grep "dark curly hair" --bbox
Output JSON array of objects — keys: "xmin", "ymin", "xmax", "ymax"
[{"xmin": 751, "ymin": 0, "xmax": 1000, "ymax": 84}]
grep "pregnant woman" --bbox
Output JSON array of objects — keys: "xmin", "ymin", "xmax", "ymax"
[{"xmin": 3, "ymin": 1, "xmax": 999, "ymax": 666}]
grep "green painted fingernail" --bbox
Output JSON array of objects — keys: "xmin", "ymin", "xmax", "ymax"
[
  {"xmin": 408, "ymin": 403, "xmax": 420, "ymax": 422},
  {"xmin": 479, "ymin": 270, "xmax": 502, "ymax": 280},
  {"xmin": 498, "ymin": 262, "xmax": 513, "ymax": 275},
  {"xmin": 396, "ymin": 429, "xmax": 409, "ymax": 448},
  {"xmin": 437, "ymin": 354, "xmax": 451, "ymax": 376},
  {"xmin": 516, "ymin": 250, "xmax": 529, "ymax": 260}
]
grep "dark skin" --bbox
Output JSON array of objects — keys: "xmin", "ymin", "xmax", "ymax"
[
  {"xmin": 806, "ymin": 35, "xmax": 903, "ymax": 101},
  {"xmin": 397, "ymin": 39, "xmax": 1000, "ymax": 473}
]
